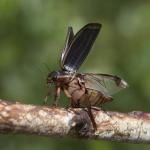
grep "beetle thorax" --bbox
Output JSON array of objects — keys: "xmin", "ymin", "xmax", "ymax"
[{"xmin": 47, "ymin": 70, "xmax": 73, "ymax": 84}]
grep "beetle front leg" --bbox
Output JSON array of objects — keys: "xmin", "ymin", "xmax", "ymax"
[
  {"xmin": 44, "ymin": 89, "xmax": 51, "ymax": 105},
  {"xmin": 53, "ymin": 87, "xmax": 61, "ymax": 107}
]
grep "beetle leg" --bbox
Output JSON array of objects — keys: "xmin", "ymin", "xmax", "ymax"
[
  {"xmin": 63, "ymin": 89, "xmax": 73, "ymax": 108},
  {"xmin": 84, "ymin": 94, "xmax": 97, "ymax": 131},
  {"xmin": 44, "ymin": 89, "xmax": 51, "ymax": 105},
  {"xmin": 53, "ymin": 87, "xmax": 61, "ymax": 107},
  {"xmin": 63, "ymin": 88, "xmax": 72, "ymax": 98},
  {"xmin": 44, "ymin": 95, "xmax": 48, "ymax": 105},
  {"xmin": 66, "ymin": 98, "xmax": 77, "ymax": 108},
  {"xmin": 87, "ymin": 107, "xmax": 97, "ymax": 131}
]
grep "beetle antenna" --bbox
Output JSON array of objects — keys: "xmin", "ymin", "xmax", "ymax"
[{"xmin": 43, "ymin": 62, "xmax": 51, "ymax": 71}]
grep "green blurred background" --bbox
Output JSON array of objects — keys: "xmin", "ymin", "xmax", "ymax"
[{"xmin": 0, "ymin": 0, "xmax": 150, "ymax": 149}]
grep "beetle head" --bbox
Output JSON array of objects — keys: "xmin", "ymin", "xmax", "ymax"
[{"xmin": 47, "ymin": 71, "xmax": 60, "ymax": 83}]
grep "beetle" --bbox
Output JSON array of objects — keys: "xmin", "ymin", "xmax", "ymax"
[{"xmin": 46, "ymin": 23, "xmax": 128, "ymax": 130}]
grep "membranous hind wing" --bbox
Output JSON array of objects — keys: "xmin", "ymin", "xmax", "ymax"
[
  {"xmin": 61, "ymin": 23, "xmax": 101, "ymax": 72},
  {"xmin": 83, "ymin": 73, "xmax": 128, "ymax": 104},
  {"xmin": 60, "ymin": 26, "xmax": 74, "ymax": 69}
]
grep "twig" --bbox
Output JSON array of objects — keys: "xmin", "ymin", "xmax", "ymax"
[{"xmin": 0, "ymin": 99, "xmax": 150, "ymax": 144}]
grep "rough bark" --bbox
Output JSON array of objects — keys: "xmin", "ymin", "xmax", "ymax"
[{"xmin": 0, "ymin": 99, "xmax": 150, "ymax": 144}]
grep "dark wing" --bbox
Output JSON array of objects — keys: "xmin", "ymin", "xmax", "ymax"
[
  {"xmin": 62, "ymin": 23, "xmax": 101, "ymax": 72},
  {"xmin": 60, "ymin": 26, "xmax": 74, "ymax": 69},
  {"xmin": 83, "ymin": 73, "xmax": 128, "ymax": 97}
]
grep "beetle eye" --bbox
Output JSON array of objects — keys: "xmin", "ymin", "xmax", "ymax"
[{"xmin": 47, "ymin": 71, "xmax": 59, "ymax": 83}]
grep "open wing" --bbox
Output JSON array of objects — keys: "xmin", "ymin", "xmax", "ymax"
[
  {"xmin": 60, "ymin": 26, "xmax": 74, "ymax": 69},
  {"xmin": 61, "ymin": 23, "xmax": 101, "ymax": 72},
  {"xmin": 83, "ymin": 73, "xmax": 128, "ymax": 97}
]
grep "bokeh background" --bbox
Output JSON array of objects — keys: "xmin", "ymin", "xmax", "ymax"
[{"xmin": 0, "ymin": 0, "xmax": 150, "ymax": 149}]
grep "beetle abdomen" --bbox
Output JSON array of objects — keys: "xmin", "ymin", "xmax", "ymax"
[
  {"xmin": 76, "ymin": 89, "xmax": 112, "ymax": 107},
  {"xmin": 87, "ymin": 89, "xmax": 112, "ymax": 106},
  {"xmin": 63, "ymin": 76, "xmax": 112, "ymax": 108}
]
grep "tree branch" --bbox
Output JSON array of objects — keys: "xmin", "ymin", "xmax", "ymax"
[{"xmin": 0, "ymin": 99, "xmax": 150, "ymax": 144}]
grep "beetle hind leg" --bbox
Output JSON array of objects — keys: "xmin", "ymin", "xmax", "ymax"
[{"xmin": 87, "ymin": 107, "xmax": 97, "ymax": 131}]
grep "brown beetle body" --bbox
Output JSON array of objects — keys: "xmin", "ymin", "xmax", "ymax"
[
  {"xmin": 46, "ymin": 23, "xmax": 128, "ymax": 130},
  {"xmin": 65, "ymin": 76, "xmax": 112, "ymax": 107},
  {"xmin": 47, "ymin": 72, "xmax": 112, "ymax": 108}
]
